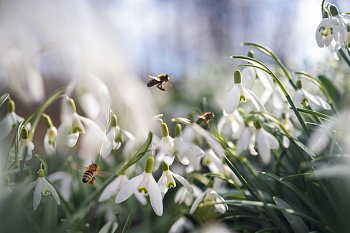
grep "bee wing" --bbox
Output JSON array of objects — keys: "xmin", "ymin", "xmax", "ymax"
[
  {"xmin": 96, "ymin": 171, "xmax": 113, "ymax": 177},
  {"xmin": 147, "ymin": 75, "xmax": 161, "ymax": 81}
]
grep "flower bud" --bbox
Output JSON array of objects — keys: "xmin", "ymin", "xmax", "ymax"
[
  {"xmin": 145, "ymin": 156, "xmax": 155, "ymax": 173},
  {"xmin": 43, "ymin": 114, "xmax": 53, "ymax": 128},
  {"xmin": 160, "ymin": 123, "xmax": 169, "ymax": 137},
  {"xmin": 21, "ymin": 127, "xmax": 29, "ymax": 139},
  {"xmin": 174, "ymin": 124, "xmax": 182, "ymax": 137},
  {"xmin": 8, "ymin": 98, "xmax": 15, "ymax": 113},
  {"xmin": 234, "ymin": 70, "xmax": 242, "ymax": 84}
]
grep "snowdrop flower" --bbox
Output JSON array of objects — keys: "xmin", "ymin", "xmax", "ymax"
[
  {"xmin": 57, "ymin": 98, "xmax": 85, "ymax": 149},
  {"xmin": 316, "ymin": 17, "xmax": 345, "ymax": 48},
  {"xmin": 346, "ymin": 26, "xmax": 350, "ymax": 48},
  {"xmin": 194, "ymin": 222, "xmax": 233, "ymax": 233},
  {"xmin": 190, "ymin": 187, "xmax": 227, "ymax": 214},
  {"xmin": 101, "ymin": 114, "xmax": 135, "ymax": 158},
  {"xmin": 0, "ymin": 99, "xmax": 24, "ymax": 140},
  {"xmin": 173, "ymin": 124, "xmax": 204, "ymax": 171},
  {"xmin": 217, "ymin": 110, "xmax": 244, "ymax": 140},
  {"xmin": 237, "ymin": 124, "xmax": 257, "ymax": 156},
  {"xmin": 158, "ymin": 161, "xmax": 194, "ymax": 198},
  {"xmin": 292, "ymin": 80, "xmax": 331, "ymax": 111},
  {"xmin": 99, "ymin": 174, "xmax": 146, "ymax": 204},
  {"xmin": 116, "ymin": 157, "xmax": 163, "ymax": 216},
  {"xmin": 154, "ymin": 122, "xmax": 175, "ymax": 166},
  {"xmin": 32, "ymin": 165, "xmax": 60, "ymax": 210},
  {"xmin": 174, "ymin": 185, "xmax": 202, "ymax": 207},
  {"xmin": 9, "ymin": 127, "xmax": 34, "ymax": 161},
  {"xmin": 48, "ymin": 171, "xmax": 74, "ymax": 201},
  {"xmin": 42, "ymin": 114, "xmax": 57, "ymax": 155},
  {"xmin": 223, "ymin": 70, "xmax": 265, "ymax": 115},
  {"xmin": 168, "ymin": 217, "xmax": 194, "ymax": 233},
  {"xmin": 254, "ymin": 121, "xmax": 279, "ymax": 164}
]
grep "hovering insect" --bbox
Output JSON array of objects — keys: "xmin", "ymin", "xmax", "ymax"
[
  {"xmin": 82, "ymin": 162, "xmax": 100, "ymax": 185},
  {"xmin": 147, "ymin": 74, "xmax": 173, "ymax": 91},
  {"xmin": 196, "ymin": 112, "xmax": 215, "ymax": 126}
]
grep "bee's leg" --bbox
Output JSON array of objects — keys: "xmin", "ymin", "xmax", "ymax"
[
  {"xmin": 157, "ymin": 83, "xmax": 166, "ymax": 91},
  {"xmin": 90, "ymin": 177, "xmax": 96, "ymax": 185}
]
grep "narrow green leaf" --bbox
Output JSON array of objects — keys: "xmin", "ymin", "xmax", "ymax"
[
  {"xmin": 99, "ymin": 221, "xmax": 118, "ymax": 233},
  {"xmin": 273, "ymin": 197, "xmax": 309, "ymax": 233},
  {"xmin": 318, "ymin": 75, "xmax": 341, "ymax": 105},
  {"xmin": 297, "ymin": 108, "xmax": 336, "ymax": 122},
  {"xmin": 122, "ymin": 207, "xmax": 137, "ymax": 233}
]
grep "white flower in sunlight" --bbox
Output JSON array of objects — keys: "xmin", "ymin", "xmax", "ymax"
[
  {"xmin": 218, "ymin": 110, "xmax": 244, "ymax": 140},
  {"xmin": 173, "ymin": 123, "xmax": 204, "ymax": 171},
  {"xmin": 9, "ymin": 127, "xmax": 34, "ymax": 161},
  {"xmin": 190, "ymin": 188, "xmax": 227, "ymax": 214},
  {"xmin": 223, "ymin": 70, "xmax": 265, "ymax": 115},
  {"xmin": 32, "ymin": 167, "xmax": 60, "ymax": 210},
  {"xmin": 169, "ymin": 217, "xmax": 194, "ymax": 233},
  {"xmin": 158, "ymin": 161, "xmax": 194, "ymax": 198},
  {"xmin": 175, "ymin": 185, "xmax": 202, "ymax": 206},
  {"xmin": 154, "ymin": 122, "xmax": 175, "ymax": 166},
  {"xmin": 44, "ymin": 127, "xmax": 57, "ymax": 155},
  {"xmin": 101, "ymin": 114, "xmax": 135, "ymax": 158},
  {"xmin": 237, "ymin": 125, "xmax": 257, "ymax": 156},
  {"xmin": 255, "ymin": 123, "xmax": 279, "ymax": 164},
  {"xmin": 0, "ymin": 99, "xmax": 24, "ymax": 140},
  {"xmin": 307, "ymin": 111, "xmax": 350, "ymax": 155},
  {"xmin": 316, "ymin": 17, "xmax": 345, "ymax": 48},
  {"xmin": 116, "ymin": 157, "xmax": 163, "ymax": 216},
  {"xmin": 57, "ymin": 112, "xmax": 85, "ymax": 148},
  {"xmin": 292, "ymin": 81, "xmax": 331, "ymax": 111},
  {"xmin": 99, "ymin": 174, "xmax": 146, "ymax": 204}
]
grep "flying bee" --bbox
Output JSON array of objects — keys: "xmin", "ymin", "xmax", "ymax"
[
  {"xmin": 82, "ymin": 162, "xmax": 100, "ymax": 185},
  {"xmin": 147, "ymin": 74, "xmax": 173, "ymax": 91},
  {"xmin": 196, "ymin": 112, "xmax": 215, "ymax": 126}
]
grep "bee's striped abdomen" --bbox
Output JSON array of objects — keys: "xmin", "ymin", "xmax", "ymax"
[
  {"xmin": 147, "ymin": 79, "xmax": 159, "ymax": 87},
  {"xmin": 82, "ymin": 171, "xmax": 94, "ymax": 184}
]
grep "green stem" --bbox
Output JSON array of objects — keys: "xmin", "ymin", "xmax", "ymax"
[
  {"xmin": 339, "ymin": 49, "xmax": 350, "ymax": 68},
  {"xmin": 233, "ymin": 56, "xmax": 309, "ymax": 134},
  {"xmin": 242, "ymin": 42, "xmax": 297, "ymax": 89}
]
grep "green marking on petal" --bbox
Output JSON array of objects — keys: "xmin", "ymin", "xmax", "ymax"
[
  {"xmin": 138, "ymin": 187, "xmax": 149, "ymax": 195},
  {"xmin": 240, "ymin": 95, "xmax": 246, "ymax": 102},
  {"xmin": 167, "ymin": 182, "xmax": 176, "ymax": 189},
  {"xmin": 43, "ymin": 188, "xmax": 50, "ymax": 196}
]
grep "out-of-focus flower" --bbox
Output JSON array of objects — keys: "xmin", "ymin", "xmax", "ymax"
[
  {"xmin": 173, "ymin": 123, "xmax": 204, "ymax": 171},
  {"xmin": 101, "ymin": 114, "xmax": 135, "ymax": 158},
  {"xmin": 193, "ymin": 222, "xmax": 234, "ymax": 233},
  {"xmin": 42, "ymin": 114, "xmax": 57, "ymax": 155},
  {"xmin": 0, "ymin": 31, "xmax": 45, "ymax": 104},
  {"xmin": 9, "ymin": 127, "xmax": 34, "ymax": 161},
  {"xmin": 115, "ymin": 157, "xmax": 163, "ymax": 216},
  {"xmin": 48, "ymin": 171, "xmax": 74, "ymax": 201},
  {"xmin": 223, "ymin": 70, "xmax": 265, "ymax": 115},
  {"xmin": 168, "ymin": 217, "xmax": 194, "ymax": 233},
  {"xmin": 0, "ymin": 99, "xmax": 24, "ymax": 140},
  {"xmin": 174, "ymin": 185, "xmax": 202, "ymax": 207},
  {"xmin": 292, "ymin": 80, "xmax": 331, "ymax": 111},
  {"xmin": 254, "ymin": 121, "xmax": 279, "ymax": 164},
  {"xmin": 31, "ymin": 165, "xmax": 60, "ymax": 210},
  {"xmin": 158, "ymin": 161, "xmax": 193, "ymax": 198},
  {"xmin": 190, "ymin": 187, "xmax": 227, "ymax": 214},
  {"xmin": 154, "ymin": 122, "xmax": 175, "ymax": 166},
  {"xmin": 217, "ymin": 110, "xmax": 244, "ymax": 140},
  {"xmin": 237, "ymin": 124, "xmax": 257, "ymax": 156}
]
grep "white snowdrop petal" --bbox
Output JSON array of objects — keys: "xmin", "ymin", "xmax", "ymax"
[
  {"xmin": 172, "ymin": 173, "xmax": 194, "ymax": 194},
  {"xmin": 47, "ymin": 181, "xmax": 61, "ymax": 205},
  {"xmin": 241, "ymin": 67, "xmax": 255, "ymax": 89},
  {"xmin": 115, "ymin": 173, "xmax": 144, "ymax": 203},
  {"xmin": 190, "ymin": 191, "xmax": 206, "ymax": 214},
  {"xmin": 246, "ymin": 89, "xmax": 266, "ymax": 111},
  {"xmin": 307, "ymin": 120, "xmax": 334, "ymax": 154},
  {"xmin": 99, "ymin": 177, "xmax": 122, "ymax": 202},
  {"xmin": 157, "ymin": 173, "xmax": 167, "ymax": 198},
  {"xmin": 264, "ymin": 130, "xmax": 279, "ymax": 149},
  {"xmin": 237, "ymin": 128, "xmax": 251, "ymax": 152},
  {"xmin": 223, "ymin": 86, "xmax": 240, "ymax": 114},
  {"xmin": 33, "ymin": 178, "xmax": 45, "ymax": 210},
  {"xmin": 134, "ymin": 190, "xmax": 147, "ymax": 205},
  {"xmin": 79, "ymin": 92, "xmax": 100, "ymax": 119},
  {"xmin": 66, "ymin": 133, "xmax": 79, "ymax": 147},
  {"xmin": 148, "ymin": 175, "xmax": 163, "ymax": 216},
  {"xmin": 256, "ymin": 131, "xmax": 271, "ymax": 164}
]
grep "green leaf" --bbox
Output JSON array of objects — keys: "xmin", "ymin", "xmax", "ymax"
[
  {"xmin": 122, "ymin": 207, "xmax": 137, "ymax": 233},
  {"xmin": 318, "ymin": 75, "xmax": 341, "ymax": 105},
  {"xmin": 273, "ymin": 197, "xmax": 309, "ymax": 233},
  {"xmin": 99, "ymin": 221, "xmax": 118, "ymax": 233}
]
